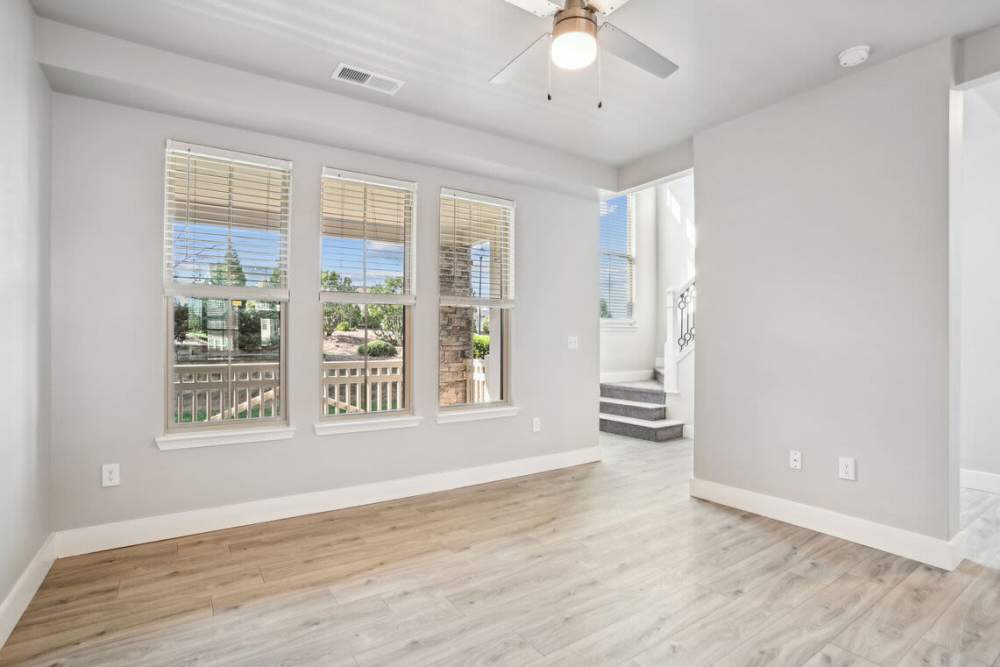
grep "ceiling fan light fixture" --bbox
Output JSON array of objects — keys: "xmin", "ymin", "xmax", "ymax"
[{"xmin": 550, "ymin": 13, "xmax": 598, "ymax": 70}]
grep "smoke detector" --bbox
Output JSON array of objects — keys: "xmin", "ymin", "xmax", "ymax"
[
  {"xmin": 838, "ymin": 45, "xmax": 870, "ymax": 68},
  {"xmin": 331, "ymin": 63, "xmax": 405, "ymax": 96}
]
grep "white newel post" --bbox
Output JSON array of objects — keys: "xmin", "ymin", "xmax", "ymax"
[{"xmin": 663, "ymin": 288, "xmax": 679, "ymax": 393}]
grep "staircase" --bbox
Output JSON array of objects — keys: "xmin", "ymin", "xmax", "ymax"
[{"xmin": 599, "ymin": 378, "xmax": 684, "ymax": 442}]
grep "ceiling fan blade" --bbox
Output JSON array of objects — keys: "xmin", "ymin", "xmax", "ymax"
[
  {"xmin": 599, "ymin": 22, "xmax": 678, "ymax": 78},
  {"xmin": 490, "ymin": 32, "xmax": 551, "ymax": 84},
  {"xmin": 585, "ymin": 0, "xmax": 632, "ymax": 17},
  {"xmin": 500, "ymin": 0, "xmax": 562, "ymax": 18}
]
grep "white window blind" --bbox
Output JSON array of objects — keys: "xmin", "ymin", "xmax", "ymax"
[
  {"xmin": 439, "ymin": 188, "xmax": 514, "ymax": 307},
  {"xmin": 320, "ymin": 168, "xmax": 415, "ymax": 303},
  {"xmin": 164, "ymin": 141, "xmax": 291, "ymax": 300},
  {"xmin": 599, "ymin": 193, "xmax": 634, "ymax": 320}
]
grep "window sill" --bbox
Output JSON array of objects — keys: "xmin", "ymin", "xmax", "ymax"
[
  {"xmin": 314, "ymin": 415, "xmax": 422, "ymax": 436},
  {"xmin": 601, "ymin": 320, "xmax": 638, "ymax": 331},
  {"xmin": 155, "ymin": 425, "xmax": 296, "ymax": 451},
  {"xmin": 437, "ymin": 405, "xmax": 520, "ymax": 424}
]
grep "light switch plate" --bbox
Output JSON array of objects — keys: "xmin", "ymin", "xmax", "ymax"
[
  {"xmin": 567, "ymin": 335, "xmax": 579, "ymax": 350},
  {"xmin": 102, "ymin": 463, "xmax": 120, "ymax": 487}
]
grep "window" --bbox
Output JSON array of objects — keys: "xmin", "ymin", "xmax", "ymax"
[
  {"xmin": 599, "ymin": 193, "xmax": 634, "ymax": 321},
  {"xmin": 163, "ymin": 141, "xmax": 291, "ymax": 429},
  {"xmin": 320, "ymin": 169, "xmax": 415, "ymax": 418},
  {"xmin": 439, "ymin": 188, "xmax": 514, "ymax": 409}
]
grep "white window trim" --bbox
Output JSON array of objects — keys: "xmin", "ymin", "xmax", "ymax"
[
  {"xmin": 436, "ymin": 405, "xmax": 520, "ymax": 424},
  {"xmin": 599, "ymin": 191, "xmax": 636, "ymax": 324},
  {"xmin": 155, "ymin": 425, "xmax": 296, "ymax": 451},
  {"xmin": 162, "ymin": 140, "xmax": 293, "ymax": 438},
  {"xmin": 319, "ymin": 167, "xmax": 417, "ymax": 423},
  {"xmin": 437, "ymin": 187, "xmax": 515, "ymax": 414},
  {"xmin": 601, "ymin": 319, "xmax": 638, "ymax": 331},
  {"xmin": 314, "ymin": 415, "xmax": 422, "ymax": 436}
]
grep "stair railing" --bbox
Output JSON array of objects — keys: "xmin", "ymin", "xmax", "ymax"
[{"xmin": 663, "ymin": 277, "xmax": 696, "ymax": 393}]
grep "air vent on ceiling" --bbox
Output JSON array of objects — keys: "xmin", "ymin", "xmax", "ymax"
[{"xmin": 332, "ymin": 63, "xmax": 405, "ymax": 96}]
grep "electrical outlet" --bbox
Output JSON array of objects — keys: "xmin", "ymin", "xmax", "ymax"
[
  {"xmin": 532, "ymin": 417, "xmax": 542, "ymax": 433},
  {"xmin": 789, "ymin": 450, "xmax": 802, "ymax": 470},
  {"xmin": 567, "ymin": 335, "xmax": 579, "ymax": 350},
  {"xmin": 839, "ymin": 457, "xmax": 856, "ymax": 481},
  {"xmin": 102, "ymin": 463, "xmax": 120, "ymax": 488}
]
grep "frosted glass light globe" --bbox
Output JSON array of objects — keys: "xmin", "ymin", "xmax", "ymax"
[{"xmin": 551, "ymin": 30, "xmax": 597, "ymax": 70}]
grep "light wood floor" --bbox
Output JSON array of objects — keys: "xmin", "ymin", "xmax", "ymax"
[{"xmin": 3, "ymin": 434, "xmax": 1000, "ymax": 667}]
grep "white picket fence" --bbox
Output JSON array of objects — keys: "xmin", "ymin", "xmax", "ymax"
[
  {"xmin": 322, "ymin": 358, "xmax": 404, "ymax": 415},
  {"xmin": 172, "ymin": 361, "xmax": 281, "ymax": 423}
]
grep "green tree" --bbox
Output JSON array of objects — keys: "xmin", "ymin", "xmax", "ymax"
[
  {"xmin": 368, "ymin": 277, "xmax": 404, "ymax": 345},
  {"xmin": 173, "ymin": 303, "xmax": 190, "ymax": 342},
  {"xmin": 321, "ymin": 270, "xmax": 363, "ymax": 333},
  {"xmin": 237, "ymin": 305, "xmax": 280, "ymax": 353},
  {"xmin": 264, "ymin": 266, "xmax": 283, "ymax": 288},
  {"xmin": 600, "ymin": 298, "xmax": 610, "ymax": 318},
  {"xmin": 211, "ymin": 243, "xmax": 247, "ymax": 286}
]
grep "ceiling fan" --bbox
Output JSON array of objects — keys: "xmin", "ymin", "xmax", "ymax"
[{"xmin": 492, "ymin": 0, "xmax": 677, "ymax": 102}]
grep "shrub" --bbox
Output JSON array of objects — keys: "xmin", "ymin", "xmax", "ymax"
[
  {"xmin": 358, "ymin": 339, "xmax": 396, "ymax": 358},
  {"xmin": 173, "ymin": 304, "xmax": 190, "ymax": 342},
  {"xmin": 473, "ymin": 334, "xmax": 490, "ymax": 359},
  {"xmin": 335, "ymin": 321, "xmax": 352, "ymax": 332}
]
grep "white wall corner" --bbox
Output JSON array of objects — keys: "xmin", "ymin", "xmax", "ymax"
[
  {"xmin": 961, "ymin": 468, "xmax": 1000, "ymax": 494},
  {"xmin": 618, "ymin": 138, "xmax": 694, "ymax": 192},
  {"xmin": 600, "ymin": 370, "xmax": 654, "ymax": 383},
  {"xmin": 0, "ymin": 535, "xmax": 55, "ymax": 648},
  {"xmin": 689, "ymin": 478, "xmax": 966, "ymax": 571},
  {"xmin": 53, "ymin": 447, "xmax": 602, "ymax": 558}
]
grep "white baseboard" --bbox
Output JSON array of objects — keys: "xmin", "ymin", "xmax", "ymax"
[
  {"xmin": 0, "ymin": 534, "xmax": 55, "ymax": 648},
  {"xmin": 682, "ymin": 425, "xmax": 694, "ymax": 439},
  {"xmin": 54, "ymin": 447, "xmax": 602, "ymax": 558},
  {"xmin": 961, "ymin": 468, "xmax": 1000, "ymax": 495},
  {"xmin": 689, "ymin": 478, "xmax": 966, "ymax": 571},
  {"xmin": 600, "ymin": 370, "xmax": 654, "ymax": 383}
]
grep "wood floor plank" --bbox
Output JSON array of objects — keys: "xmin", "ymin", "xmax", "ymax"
[
  {"xmin": 921, "ymin": 556, "xmax": 1000, "ymax": 666},
  {"xmin": 711, "ymin": 555, "xmax": 918, "ymax": 667},
  {"xmin": 895, "ymin": 638, "xmax": 992, "ymax": 667},
  {"xmin": 801, "ymin": 643, "xmax": 879, "ymax": 667},
  {"xmin": 1, "ymin": 434, "xmax": 997, "ymax": 667},
  {"xmin": 832, "ymin": 563, "xmax": 975, "ymax": 665}
]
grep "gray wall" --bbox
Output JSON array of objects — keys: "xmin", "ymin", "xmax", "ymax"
[
  {"xmin": 958, "ymin": 89, "xmax": 1000, "ymax": 478},
  {"xmin": 694, "ymin": 40, "xmax": 956, "ymax": 539},
  {"xmin": 49, "ymin": 94, "xmax": 599, "ymax": 531},
  {"xmin": 0, "ymin": 0, "xmax": 52, "ymax": 599}
]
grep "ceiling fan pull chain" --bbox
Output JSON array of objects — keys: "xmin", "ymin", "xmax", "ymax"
[
  {"xmin": 547, "ymin": 41, "xmax": 553, "ymax": 101},
  {"xmin": 597, "ymin": 44, "xmax": 603, "ymax": 109}
]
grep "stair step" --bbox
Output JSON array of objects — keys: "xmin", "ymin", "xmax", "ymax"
[
  {"xmin": 599, "ymin": 414, "xmax": 684, "ymax": 442},
  {"xmin": 599, "ymin": 397, "xmax": 667, "ymax": 420},
  {"xmin": 600, "ymin": 381, "xmax": 667, "ymax": 404},
  {"xmin": 653, "ymin": 366, "xmax": 665, "ymax": 383}
]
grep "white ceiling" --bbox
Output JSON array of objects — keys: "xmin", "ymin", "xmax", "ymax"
[{"xmin": 31, "ymin": 0, "xmax": 1000, "ymax": 167}]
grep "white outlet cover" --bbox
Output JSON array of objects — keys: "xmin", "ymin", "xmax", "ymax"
[
  {"xmin": 102, "ymin": 463, "xmax": 120, "ymax": 487},
  {"xmin": 532, "ymin": 417, "xmax": 542, "ymax": 433},
  {"xmin": 838, "ymin": 457, "xmax": 856, "ymax": 481},
  {"xmin": 789, "ymin": 450, "xmax": 802, "ymax": 470},
  {"xmin": 567, "ymin": 335, "xmax": 579, "ymax": 350}
]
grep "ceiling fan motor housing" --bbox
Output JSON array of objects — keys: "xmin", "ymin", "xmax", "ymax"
[{"xmin": 553, "ymin": 0, "xmax": 598, "ymax": 41}]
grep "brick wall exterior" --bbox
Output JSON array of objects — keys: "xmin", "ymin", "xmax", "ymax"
[{"xmin": 439, "ymin": 241, "xmax": 473, "ymax": 406}]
